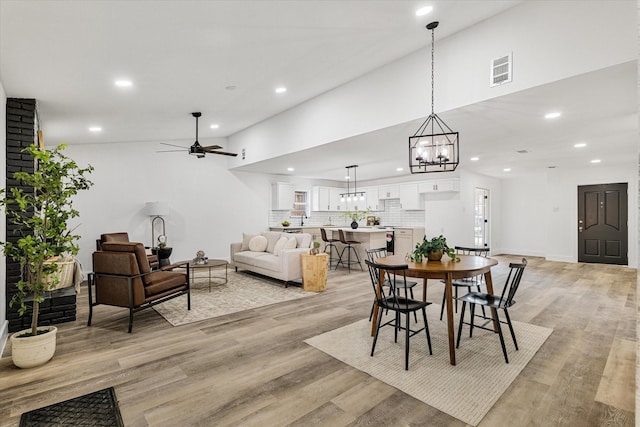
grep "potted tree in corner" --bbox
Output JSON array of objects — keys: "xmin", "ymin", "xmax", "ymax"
[{"xmin": 1, "ymin": 144, "xmax": 93, "ymax": 368}]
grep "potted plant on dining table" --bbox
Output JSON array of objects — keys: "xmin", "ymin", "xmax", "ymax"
[{"xmin": 410, "ymin": 235, "xmax": 459, "ymax": 262}]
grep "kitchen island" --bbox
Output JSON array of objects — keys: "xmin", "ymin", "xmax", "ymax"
[{"xmin": 325, "ymin": 227, "xmax": 394, "ymax": 267}]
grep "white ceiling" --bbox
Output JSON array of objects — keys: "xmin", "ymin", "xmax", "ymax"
[{"xmin": 0, "ymin": 0, "xmax": 636, "ymax": 181}]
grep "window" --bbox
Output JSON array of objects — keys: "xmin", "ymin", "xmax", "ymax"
[{"xmin": 291, "ymin": 190, "xmax": 309, "ymax": 217}]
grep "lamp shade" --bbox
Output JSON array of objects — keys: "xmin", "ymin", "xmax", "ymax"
[{"xmin": 145, "ymin": 201, "xmax": 169, "ymax": 217}]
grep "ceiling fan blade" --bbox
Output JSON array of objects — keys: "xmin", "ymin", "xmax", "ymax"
[
  {"xmin": 209, "ymin": 150, "xmax": 238, "ymax": 157},
  {"xmin": 157, "ymin": 149, "xmax": 186, "ymax": 153},
  {"xmin": 161, "ymin": 142, "xmax": 189, "ymax": 149},
  {"xmin": 202, "ymin": 144, "xmax": 223, "ymax": 151}
]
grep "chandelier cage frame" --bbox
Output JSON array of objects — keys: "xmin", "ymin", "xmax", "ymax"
[{"xmin": 409, "ymin": 21, "xmax": 460, "ymax": 174}]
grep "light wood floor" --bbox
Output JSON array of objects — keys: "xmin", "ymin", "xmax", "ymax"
[{"xmin": 0, "ymin": 256, "xmax": 635, "ymax": 426}]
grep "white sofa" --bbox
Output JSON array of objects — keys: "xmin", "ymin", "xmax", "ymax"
[{"xmin": 230, "ymin": 231, "xmax": 312, "ymax": 287}]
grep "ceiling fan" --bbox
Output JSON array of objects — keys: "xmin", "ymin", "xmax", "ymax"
[{"xmin": 159, "ymin": 112, "xmax": 238, "ymax": 158}]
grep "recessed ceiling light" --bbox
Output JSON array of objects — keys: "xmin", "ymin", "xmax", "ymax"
[
  {"xmin": 590, "ymin": 159, "xmax": 601, "ymax": 164},
  {"xmin": 415, "ymin": 6, "xmax": 433, "ymax": 16},
  {"xmin": 287, "ymin": 167, "xmax": 294, "ymax": 172},
  {"xmin": 275, "ymin": 87, "xmax": 287, "ymax": 94},
  {"xmin": 225, "ymin": 85, "xmax": 237, "ymax": 91},
  {"xmin": 574, "ymin": 142, "xmax": 587, "ymax": 148},
  {"xmin": 547, "ymin": 166, "xmax": 557, "ymax": 169},
  {"xmin": 470, "ymin": 157, "xmax": 479, "ymax": 161},
  {"xmin": 396, "ymin": 167, "xmax": 404, "ymax": 172},
  {"xmin": 210, "ymin": 124, "xmax": 220, "ymax": 129},
  {"xmin": 114, "ymin": 80, "xmax": 132, "ymax": 87},
  {"xmin": 89, "ymin": 126, "xmax": 102, "ymax": 132},
  {"xmin": 544, "ymin": 112, "xmax": 561, "ymax": 119},
  {"xmin": 503, "ymin": 168, "xmax": 511, "ymax": 172}
]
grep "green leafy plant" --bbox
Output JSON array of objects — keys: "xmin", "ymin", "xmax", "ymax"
[
  {"xmin": 0, "ymin": 144, "xmax": 93, "ymax": 337},
  {"xmin": 281, "ymin": 220, "xmax": 290, "ymax": 226},
  {"xmin": 410, "ymin": 235, "xmax": 459, "ymax": 262},
  {"xmin": 313, "ymin": 241, "xmax": 321, "ymax": 249},
  {"xmin": 342, "ymin": 209, "xmax": 369, "ymax": 222}
]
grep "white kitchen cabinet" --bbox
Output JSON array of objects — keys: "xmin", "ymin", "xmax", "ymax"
[
  {"xmin": 393, "ymin": 227, "xmax": 425, "ymax": 257},
  {"xmin": 311, "ymin": 186, "xmax": 330, "ymax": 211},
  {"xmin": 272, "ymin": 182, "xmax": 295, "ymax": 210},
  {"xmin": 329, "ymin": 187, "xmax": 345, "ymax": 211},
  {"xmin": 399, "ymin": 183, "xmax": 422, "ymax": 210},
  {"xmin": 378, "ymin": 184, "xmax": 399, "ymax": 199},
  {"xmin": 361, "ymin": 186, "xmax": 380, "ymax": 211},
  {"xmin": 418, "ymin": 177, "xmax": 460, "ymax": 193}
]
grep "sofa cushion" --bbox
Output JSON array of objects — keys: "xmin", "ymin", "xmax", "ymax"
[
  {"xmin": 234, "ymin": 251, "xmax": 279, "ymax": 272},
  {"xmin": 273, "ymin": 236, "xmax": 289, "ymax": 256},
  {"xmin": 285, "ymin": 237, "xmax": 298, "ymax": 249},
  {"xmin": 249, "ymin": 235, "xmax": 268, "ymax": 252},
  {"xmin": 241, "ymin": 233, "xmax": 257, "ymax": 251},
  {"xmin": 294, "ymin": 233, "xmax": 312, "ymax": 249},
  {"xmin": 262, "ymin": 231, "xmax": 284, "ymax": 253}
]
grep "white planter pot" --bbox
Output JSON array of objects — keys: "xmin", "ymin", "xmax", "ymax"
[{"xmin": 10, "ymin": 326, "xmax": 57, "ymax": 368}]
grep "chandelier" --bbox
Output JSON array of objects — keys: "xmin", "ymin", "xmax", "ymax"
[
  {"xmin": 409, "ymin": 21, "xmax": 459, "ymax": 174},
  {"xmin": 340, "ymin": 165, "xmax": 364, "ymax": 202}
]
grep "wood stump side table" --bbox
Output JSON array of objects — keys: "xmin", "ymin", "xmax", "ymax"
[{"xmin": 301, "ymin": 253, "xmax": 328, "ymax": 292}]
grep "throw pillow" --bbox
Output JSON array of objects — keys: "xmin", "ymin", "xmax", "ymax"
[
  {"xmin": 263, "ymin": 231, "xmax": 283, "ymax": 253},
  {"xmin": 273, "ymin": 236, "xmax": 289, "ymax": 256},
  {"xmin": 284, "ymin": 237, "xmax": 298, "ymax": 249},
  {"xmin": 248, "ymin": 235, "xmax": 268, "ymax": 252},
  {"xmin": 241, "ymin": 233, "xmax": 257, "ymax": 251}
]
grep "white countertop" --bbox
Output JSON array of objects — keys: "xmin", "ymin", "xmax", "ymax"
[{"xmin": 325, "ymin": 227, "xmax": 393, "ymax": 233}]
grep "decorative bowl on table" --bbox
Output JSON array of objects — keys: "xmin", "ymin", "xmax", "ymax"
[{"xmin": 281, "ymin": 221, "xmax": 290, "ymax": 227}]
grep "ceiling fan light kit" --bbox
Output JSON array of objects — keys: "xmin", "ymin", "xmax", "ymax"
[{"xmin": 409, "ymin": 21, "xmax": 460, "ymax": 174}]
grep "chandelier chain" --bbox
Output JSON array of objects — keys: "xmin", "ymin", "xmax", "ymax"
[{"xmin": 431, "ymin": 25, "xmax": 435, "ymax": 115}]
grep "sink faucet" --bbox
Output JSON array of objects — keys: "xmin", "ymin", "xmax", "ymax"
[{"xmin": 301, "ymin": 214, "xmax": 307, "ymax": 226}]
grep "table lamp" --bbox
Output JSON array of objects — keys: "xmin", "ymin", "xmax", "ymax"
[{"xmin": 145, "ymin": 201, "xmax": 169, "ymax": 248}]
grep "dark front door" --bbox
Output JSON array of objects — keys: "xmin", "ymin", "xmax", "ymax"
[{"xmin": 578, "ymin": 183, "xmax": 628, "ymax": 265}]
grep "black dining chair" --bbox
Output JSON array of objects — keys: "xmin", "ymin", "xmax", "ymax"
[
  {"xmin": 366, "ymin": 259, "xmax": 432, "ymax": 370},
  {"xmin": 439, "ymin": 246, "xmax": 490, "ymax": 321},
  {"xmin": 366, "ymin": 248, "xmax": 418, "ymax": 323},
  {"xmin": 456, "ymin": 258, "xmax": 527, "ymax": 364}
]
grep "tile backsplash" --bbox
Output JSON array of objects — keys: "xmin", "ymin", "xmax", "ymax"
[{"xmin": 269, "ymin": 199, "xmax": 424, "ymax": 227}]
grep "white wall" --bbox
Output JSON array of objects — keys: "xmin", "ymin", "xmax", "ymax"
[
  {"xmin": 422, "ymin": 170, "xmax": 502, "ymax": 252},
  {"xmin": 499, "ymin": 164, "xmax": 637, "ymax": 267},
  {"xmin": 227, "ymin": 1, "xmax": 636, "ymax": 168},
  {"xmin": 0, "ymin": 80, "xmax": 7, "ymax": 353},
  {"xmin": 65, "ymin": 140, "xmax": 271, "ymax": 271}
]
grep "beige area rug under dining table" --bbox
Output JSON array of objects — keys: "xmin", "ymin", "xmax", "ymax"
[
  {"xmin": 154, "ymin": 271, "xmax": 314, "ymax": 326},
  {"xmin": 305, "ymin": 310, "xmax": 552, "ymax": 426}
]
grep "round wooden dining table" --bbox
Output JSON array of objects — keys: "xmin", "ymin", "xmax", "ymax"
[{"xmin": 373, "ymin": 254, "xmax": 499, "ymax": 366}]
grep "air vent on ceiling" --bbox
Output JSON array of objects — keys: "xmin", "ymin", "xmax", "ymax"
[{"xmin": 490, "ymin": 52, "xmax": 512, "ymax": 87}]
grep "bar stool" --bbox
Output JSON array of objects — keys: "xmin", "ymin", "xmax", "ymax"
[
  {"xmin": 336, "ymin": 229, "xmax": 363, "ymax": 273},
  {"xmin": 320, "ymin": 228, "xmax": 341, "ymax": 268}
]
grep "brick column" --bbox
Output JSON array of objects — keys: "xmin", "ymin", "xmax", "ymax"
[{"xmin": 5, "ymin": 98, "xmax": 76, "ymax": 332}]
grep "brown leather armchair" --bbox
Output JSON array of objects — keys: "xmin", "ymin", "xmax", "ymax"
[
  {"xmin": 88, "ymin": 241, "xmax": 190, "ymax": 333},
  {"xmin": 97, "ymin": 232, "xmax": 159, "ymax": 269}
]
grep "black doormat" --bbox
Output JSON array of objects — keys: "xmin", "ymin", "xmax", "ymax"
[{"xmin": 20, "ymin": 387, "xmax": 124, "ymax": 427}]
